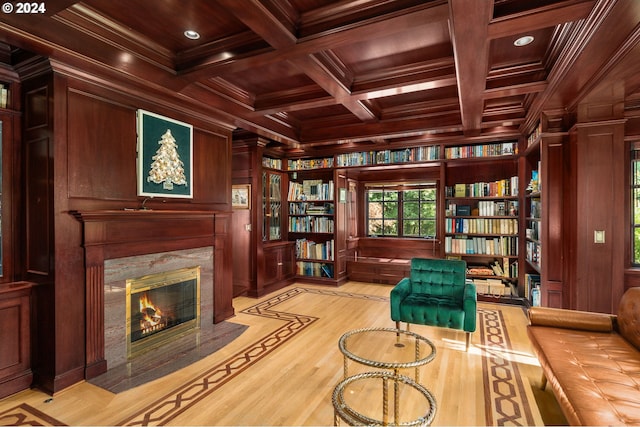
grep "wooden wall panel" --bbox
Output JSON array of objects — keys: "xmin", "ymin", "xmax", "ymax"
[
  {"xmin": 193, "ymin": 129, "xmax": 230, "ymax": 205},
  {"xmin": 573, "ymin": 122, "xmax": 626, "ymax": 313},
  {"xmin": 67, "ymin": 92, "xmax": 136, "ymax": 200}
]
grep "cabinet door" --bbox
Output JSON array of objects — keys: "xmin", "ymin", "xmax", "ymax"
[
  {"xmin": 263, "ymin": 171, "xmax": 283, "ymax": 241},
  {"xmin": 263, "ymin": 246, "xmax": 281, "ymax": 286},
  {"xmin": 0, "ymin": 288, "xmax": 32, "ymax": 398},
  {"xmin": 281, "ymin": 243, "xmax": 296, "ymax": 280}
]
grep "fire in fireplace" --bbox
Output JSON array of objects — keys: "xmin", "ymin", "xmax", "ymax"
[{"xmin": 126, "ymin": 266, "xmax": 201, "ymax": 359}]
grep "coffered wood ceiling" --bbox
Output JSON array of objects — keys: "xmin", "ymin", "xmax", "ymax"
[{"xmin": 0, "ymin": 0, "xmax": 639, "ymax": 153}]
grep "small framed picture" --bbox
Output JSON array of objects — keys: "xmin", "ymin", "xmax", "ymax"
[{"xmin": 232, "ymin": 184, "xmax": 251, "ymax": 209}]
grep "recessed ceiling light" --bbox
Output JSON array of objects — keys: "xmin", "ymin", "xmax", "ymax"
[
  {"xmin": 514, "ymin": 35, "xmax": 534, "ymax": 47},
  {"xmin": 184, "ymin": 30, "xmax": 200, "ymax": 40}
]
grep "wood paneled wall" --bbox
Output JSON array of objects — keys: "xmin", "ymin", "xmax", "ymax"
[{"xmin": 21, "ymin": 61, "xmax": 235, "ymax": 393}]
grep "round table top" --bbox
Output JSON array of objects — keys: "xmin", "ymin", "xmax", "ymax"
[{"xmin": 338, "ymin": 327, "xmax": 436, "ymax": 370}]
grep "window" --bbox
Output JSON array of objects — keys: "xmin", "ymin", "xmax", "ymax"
[
  {"xmin": 366, "ymin": 183, "xmax": 437, "ymax": 238},
  {"xmin": 632, "ymin": 147, "xmax": 640, "ymax": 265}
]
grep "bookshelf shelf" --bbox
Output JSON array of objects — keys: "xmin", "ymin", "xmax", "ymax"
[
  {"xmin": 287, "ymin": 166, "xmax": 338, "ymax": 281},
  {"xmin": 445, "ymin": 174, "xmax": 519, "ymax": 297}
]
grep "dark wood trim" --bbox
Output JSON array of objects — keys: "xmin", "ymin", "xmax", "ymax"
[{"xmin": 72, "ymin": 209, "xmax": 234, "ymax": 379}]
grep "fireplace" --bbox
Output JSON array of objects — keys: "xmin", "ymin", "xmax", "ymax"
[{"xmin": 126, "ymin": 267, "xmax": 200, "ymax": 359}]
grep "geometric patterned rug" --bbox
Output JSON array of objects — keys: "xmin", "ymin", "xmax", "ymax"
[{"xmin": 1, "ymin": 287, "xmax": 540, "ymax": 426}]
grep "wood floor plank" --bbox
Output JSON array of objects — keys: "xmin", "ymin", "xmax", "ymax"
[{"xmin": 0, "ymin": 282, "xmax": 567, "ymax": 426}]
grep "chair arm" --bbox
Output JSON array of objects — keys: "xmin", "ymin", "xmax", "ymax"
[
  {"xmin": 390, "ymin": 277, "xmax": 411, "ymax": 321},
  {"xmin": 528, "ymin": 306, "xmax": 614, "ymax": 332},
  {"xmin": 462, "ymin": 281, "xmax": 477, "ymax": 332}
]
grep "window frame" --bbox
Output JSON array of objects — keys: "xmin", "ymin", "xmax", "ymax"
[
  {"xmin": 365, "ymin": 182, "xmax": 437, "ymax": 239},
  {"xmin": 631, "ymin": 144, "xmax": 640, "ymax": 266}
]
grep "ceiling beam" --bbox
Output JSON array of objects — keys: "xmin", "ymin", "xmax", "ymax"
[
  {"xmin": 449, "ymin": 0, "xmax": 493, "ymax": 136},
  {"xmin": 484, "ymin": 81, "xmax": 548, "ymax": 99},
  {"xmin": 220, "ymin": 0, "xmax": 378, "ymax": 122},
  {"xmin": 179, "ymin": 3, "xmax": 449, "ymax": 79},
  {"xmin": 488, "ymin": 0, "xmax": 596, "ymax": 40}
]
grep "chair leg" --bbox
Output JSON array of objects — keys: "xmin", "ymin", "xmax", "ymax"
[
  {"xmin": 395, "ymin": 321, "xmax": 401, "ymax": 338},
  {"xmin": 465, "ymin": 332, "xmax": 471, "ymax": 351}
]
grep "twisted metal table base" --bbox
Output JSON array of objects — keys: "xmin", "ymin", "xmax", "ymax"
[{"xmin": 332, "ymin": 371, "xmax": 437, "ymax": 426}]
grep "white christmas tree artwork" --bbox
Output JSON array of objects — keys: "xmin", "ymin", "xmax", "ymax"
[{"xmin": 147, "ymin": 129, "xmax": 187, "ymax": 190}]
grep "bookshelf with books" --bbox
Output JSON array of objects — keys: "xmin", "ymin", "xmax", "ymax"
[
  {"xmin": 523, "ymin": 120, "xmax": 566, "ymax": 308},
  {"xmin": 287, "ymin": 165, "xmax": 341, "ymax": 283},
  {"xmin": 444, "ymin": 140, "xmax": 518, "ymax": 160},
  {"xmin": 335, "ymin": 145, "xmax": 440, "ymax": 167},
  {"xmin": 444, "ymin": 158, "xmax": 521, "ymax": 298}
]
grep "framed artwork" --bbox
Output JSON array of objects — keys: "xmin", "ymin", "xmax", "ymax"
[
  {"xmin": 137, "ymin": 109, "xmax": 193, "ymax": 198},
  {"xmin": 232, "ymin": 184, "xmax": 251, "ymax": 209}
]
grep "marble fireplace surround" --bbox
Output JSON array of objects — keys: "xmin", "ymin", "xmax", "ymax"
[
  {"xmin": 104, "ymin": 247, "xmax": 213, "ymax": 369},
  {"xmin": 72, "ymin": 210, "xmax": 234, "ymax": 380}
]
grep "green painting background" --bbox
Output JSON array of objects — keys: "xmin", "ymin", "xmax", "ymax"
[{"xmin": 139, "ymin": 111, "xmax": 192, "ymax": 197}]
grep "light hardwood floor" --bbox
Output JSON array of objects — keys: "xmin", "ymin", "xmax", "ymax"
[{"xmin": 0, "ymin": 281, "xmax": 566, "ymax": 426}]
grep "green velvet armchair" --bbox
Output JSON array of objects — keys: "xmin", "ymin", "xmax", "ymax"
[{"xmin": 390, "ymin": 258, "xmax": 476, "ymax": 350}]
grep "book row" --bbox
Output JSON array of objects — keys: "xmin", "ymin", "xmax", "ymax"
[
  {"xmin": 524, "ymin": 273, "xmax": 541, "ymax": 300},
  {"xmin": 526, "ymin": 241, "xmax": 541, "ymax": 265},
  {"xmin": 288, "ymin": 180, "xmax": 334, "ymax": 201},
  {"xmin": 472, "ymin": 278, "xmax": 512, "ymax": 296},
  {"xmin": 446, "ymin": 200, "xmax": 518, "ymax": 217},
  {"xmin": 444, "ymin": 141, "xmax": 517, "ymax": 159},
  {"xmin": 295, "ymin": 238, "xmax": 334, "ymax": 261},
  {"xmin": 288, "ymin": 157, "xmax": 334, "ymax": 170},
  {"xmin": 262, "ymin": 157, "xmax": 282, "ymax": 170},
  {"xmin": 296, "ymin": 261, "xmax": 334, "ymax": 278},
  {"xmin": 445, "ymin": 218, "xmax": 518, "ymax": 235},
  {"xmin": 445, "ymin": 176, "xmax": 519, "ymax": 198},
  {"xmin": 289, "ymin": 216, "xmax": 334, "ymax": 233},
  {"xmin": 466, "ymin": 258, "xmax": 517, "ymax": 279},
  {"xmin": 0, "ymin": 84, "xmax": 7, "ymax": 109},
  {"xmin": 289, "ymin": 202, "xmax": 334, "ymax": 215},
  {"xmin": 526, "ymin": 220, "xmax": 540, "ymax": 241},
  {"xmin": 335, "ymin": 145, "xmax": 440, "ymax": 167},
  {"xmin": 445, "ymin": 235, "xmax": 518, "ymax": 256}
]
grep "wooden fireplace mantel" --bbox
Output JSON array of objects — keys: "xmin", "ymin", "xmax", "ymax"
[{"xmin": 71, "ymin": 209, "xmax": 234, "ymax": 379}]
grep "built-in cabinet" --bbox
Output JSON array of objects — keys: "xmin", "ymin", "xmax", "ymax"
[{"xmin": 232, "ymin": 137, "xmax": 297, "ymax": 297}]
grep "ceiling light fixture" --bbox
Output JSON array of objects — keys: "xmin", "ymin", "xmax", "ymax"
[
  {"xmin": 184, "ymin": 30, "xmax": 200, "ymax": 40},
  {"xmin": 514, "ymin": 35, "xmax": 534, "ymax": 47}
]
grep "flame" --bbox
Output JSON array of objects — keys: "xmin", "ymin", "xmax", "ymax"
[{"xmin": 139, "ymin": 292, "xmax": 163, "ymax": 331}]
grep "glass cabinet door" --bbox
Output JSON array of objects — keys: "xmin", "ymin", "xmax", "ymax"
[{"xmin": 262, "ymin": 171, "xmax": 282, "ymax": 241}]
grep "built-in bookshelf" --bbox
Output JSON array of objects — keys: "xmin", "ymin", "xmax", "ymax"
[
  {"xmin": 335, "ymin": 145, "xmax": 440, "ymax": 167},
  {"xmin": 527, "ymin": 121, "xmax": 542, "ymax": 149},
  {"xmin": 445, "ymin": 176, "xmax": 519, "ymax": 296},
  {"xmin": 288, "ymin": 157, "xmax": 334, "ymax": 170},
  {"xmin": 287, "ymin": 171, "xmax": 336, "ymax": 280},
  {"xmin": 444, "ymin": 141, "xmax": 517, "ymax": 160},
  {"xmin": 525, "ymin": 169, "xmax": 541, "ymax": 272},
  {"xmin": 262, "ymin": 156, "xmax": 282, "ymax": 170},
  {"xmin": 0, "ymin": 82, "xmax": 9, "ymax": 109}
]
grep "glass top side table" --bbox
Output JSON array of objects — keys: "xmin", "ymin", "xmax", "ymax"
[{"xmin": 338, "ymin": 327, "xmax": 436, "ymax": 382}]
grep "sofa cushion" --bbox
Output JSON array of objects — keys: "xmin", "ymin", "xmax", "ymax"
[
  {"xmin": 399, "ymin": 294, "xmax": 465, "ymax": 329},
  {"xmin": 528, "ymin": 325, "xmax": 640, "ymax": 425},
  {"xmin": 617, "ymin": 287, "xmax": 640, "ymax": 351}
]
